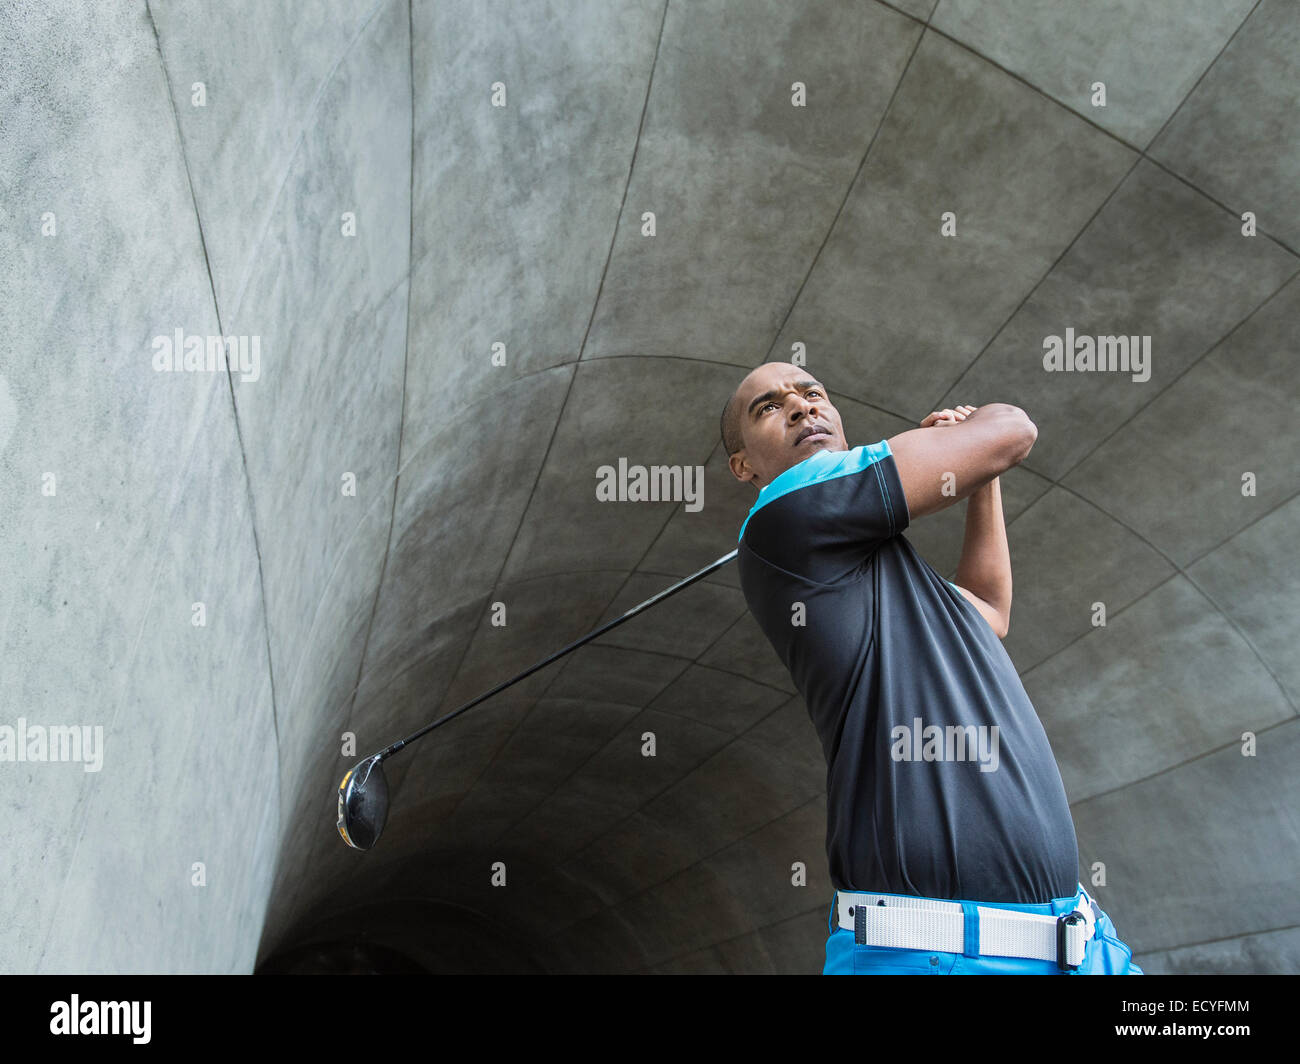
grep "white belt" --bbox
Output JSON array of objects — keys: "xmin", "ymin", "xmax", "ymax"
[{"xmin": 836, "ymin": 884, "xmax": 1098, "ymax": 970}]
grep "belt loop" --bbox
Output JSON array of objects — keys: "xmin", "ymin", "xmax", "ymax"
[
  {"xmin": 854, "ymin": 900, "xmax": 866, "ymax": 945},
  {"xmin": 960, "ymin": 902, "xmax": 979, "ymax": 958}
]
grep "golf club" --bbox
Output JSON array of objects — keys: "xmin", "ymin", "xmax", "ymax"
[{"xmin": 336, "ymin": 548, "xmax": 739, "ymax": 850}]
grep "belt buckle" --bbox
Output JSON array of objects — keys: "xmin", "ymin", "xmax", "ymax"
[{"xmin": 1056, "ymin": 910, "xmax": 1086, "ymax": 971}]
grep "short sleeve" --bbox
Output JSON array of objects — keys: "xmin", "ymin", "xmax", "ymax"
[{"xmin": 738, "ymin": 440, "xmax": 911, "ymax": 583}]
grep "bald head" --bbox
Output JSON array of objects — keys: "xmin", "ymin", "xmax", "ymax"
[{"xmin": 720, "ymin": 389, "xmax": 745, "ymax": 457}]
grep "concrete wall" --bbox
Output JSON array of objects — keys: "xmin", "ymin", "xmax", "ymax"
[{"xmin": 0, "ymin": 0, "xmax": 408, "ymax": 972}]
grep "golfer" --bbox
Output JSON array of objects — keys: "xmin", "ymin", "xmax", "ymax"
[{"xmin": 721, "ymin": 362, "xmax": 1142, "ymax": 975}]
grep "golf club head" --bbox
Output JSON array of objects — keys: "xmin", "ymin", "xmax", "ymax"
[{"xmin": 336, "ymin": 755, "xmax": 389, "ymax": 851}]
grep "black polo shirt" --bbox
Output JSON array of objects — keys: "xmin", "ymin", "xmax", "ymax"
[{"xmin": 737, "ymin": 440, "xmax": 1078, "ymax": 904}]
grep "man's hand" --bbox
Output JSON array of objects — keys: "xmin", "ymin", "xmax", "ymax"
[
  {"xmin": 888, "ymin": 403, "xmax": 1035, "ymax": 520},
  {"xmin": 920, "ymin": 405, "xmax": 976, "ymax": 428}
]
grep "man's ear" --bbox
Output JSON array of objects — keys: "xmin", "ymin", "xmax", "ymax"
[{"xmin": 728, "ymin": 450, "xmax": 757, "ymax": 484}]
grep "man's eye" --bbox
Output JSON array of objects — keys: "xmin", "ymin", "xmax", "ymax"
[{"xmin": 807, "ymin": 390, "xmax": 822, "ymax": 398}]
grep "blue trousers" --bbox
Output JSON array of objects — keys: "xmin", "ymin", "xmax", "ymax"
[{"xmin": 823, "ymin": 882, "xmax": 1144, "ymax": 974}]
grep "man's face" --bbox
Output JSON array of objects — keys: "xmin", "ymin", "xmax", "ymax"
[{"xmin": 727, "ymin": 363, "xmax": 848, "ymax": 488}]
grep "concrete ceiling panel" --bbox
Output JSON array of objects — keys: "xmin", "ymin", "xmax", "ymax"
[
  {"xmin": 1025, "ymin": 576, "xmax": 1293, "ymax": 802},
  {"xmin": 772, "ymin": 29, "xmax": 1137, "ymax": 416},
  {"xmin": 1063, "ymin": 271, "xmax": 1300, "ymax": 566},
  {"xmin": 931, "ymin": 0, "xmax": 1256, "ymax": 146},
  {"xmin": 1150, "ymin": 0, "xmax": 1300, "ymax": 251},
  {"xmin": 943, "ymin": 160, "xmax": 1298, "ymax": 481}
]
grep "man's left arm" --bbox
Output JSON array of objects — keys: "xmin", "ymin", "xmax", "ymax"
[
  {"xmin": 917, "ymin": 403, "xmax": 1027, "ymax": 637},
  {"xmin": 953, "ymin": 476, "xmax": 1012, "ymax": 638}
]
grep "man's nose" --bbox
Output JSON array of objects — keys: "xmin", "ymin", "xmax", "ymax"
[{"xmin": 791, "ymin": 396, "xmax": 821, "ymax": 420}]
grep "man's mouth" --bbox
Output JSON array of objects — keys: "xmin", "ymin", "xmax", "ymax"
[{"xmin": 795, "ymin": 425, "xmax": 832, "ymax": 446}]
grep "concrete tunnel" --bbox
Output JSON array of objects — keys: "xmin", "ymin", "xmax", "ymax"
[{"xmin": 2, "ymin": 0, "xmax": 1298, "ymax": 975}]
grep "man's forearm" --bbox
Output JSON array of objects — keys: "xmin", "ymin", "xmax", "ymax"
[{"xmin": 954, "ymin": 476, "xmax": 1012, "ymax": 621}]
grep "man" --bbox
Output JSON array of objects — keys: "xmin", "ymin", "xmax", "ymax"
[{"xmin": 721, "ymin": 362, "xmax": 1142, "ymax": 975}]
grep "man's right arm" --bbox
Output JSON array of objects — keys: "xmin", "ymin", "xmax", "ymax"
[{"xmin": 886, "ymin": 404, "xmax": 1037, "ymax": 520}]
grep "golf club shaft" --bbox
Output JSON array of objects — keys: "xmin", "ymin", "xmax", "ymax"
[{"xmin": 375, "ymin": 548, "xmax": 739, "ymax": 760}]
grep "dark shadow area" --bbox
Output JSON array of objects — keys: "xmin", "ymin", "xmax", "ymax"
[{"xmin": 258, "ymin": 898, "xmax": 550, "ymax": 975}]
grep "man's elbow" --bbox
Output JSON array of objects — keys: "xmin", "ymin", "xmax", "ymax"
[
  {"xmin": 1020, "ymin": 411, "xmax": 1038, "ymax": 458},
  {"xmin": 990, "ymin": 600, "xmax": 1011, "ymax": 639},
  {"xmin": 998, "ymin": 405, "xmax": 1037, "ymax": 467}
]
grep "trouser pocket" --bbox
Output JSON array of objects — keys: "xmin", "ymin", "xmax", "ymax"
[
  {"xmin": 1077, "ymin": 908, "xmax": 1143, "ymax": 974},
  {"xmin": 852, "ymin": 944, "xmax": 955, "ymax": 974}
]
